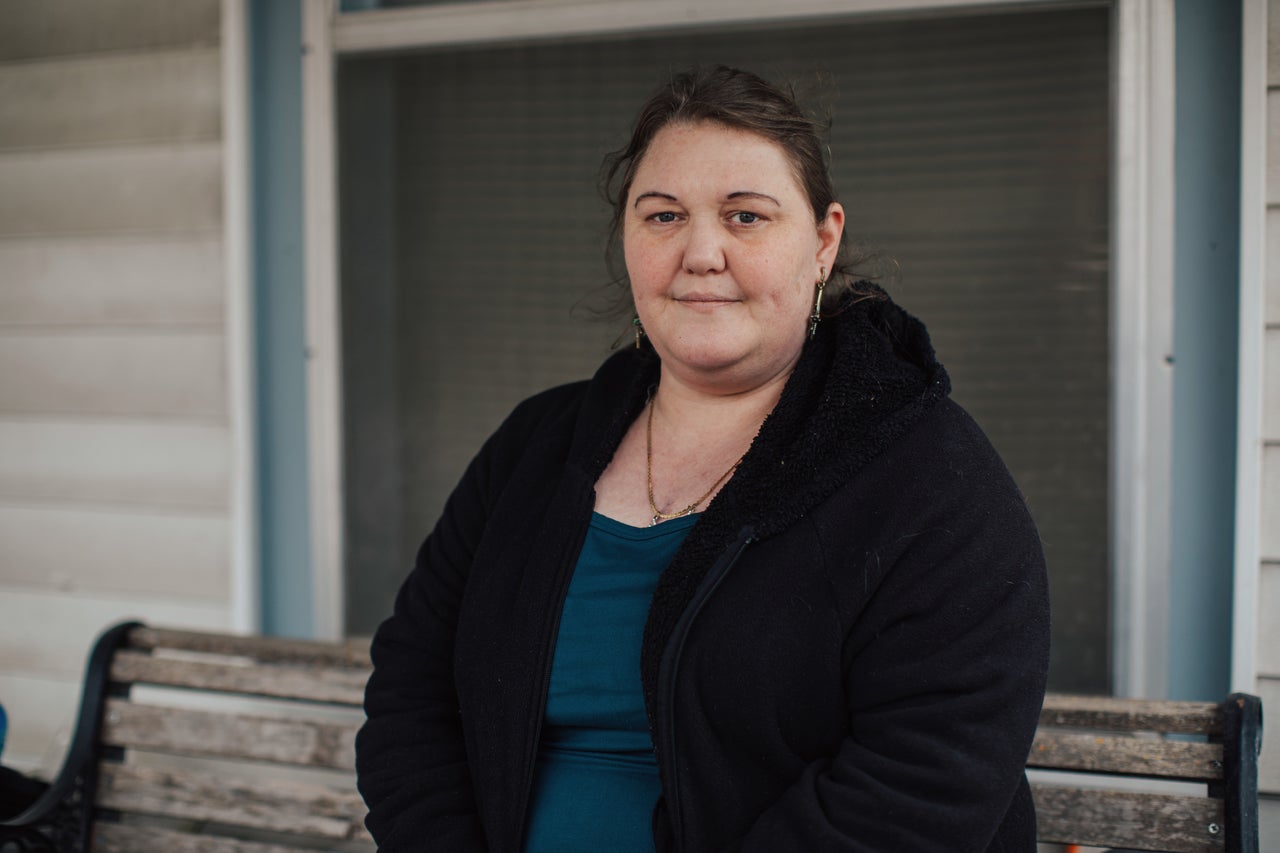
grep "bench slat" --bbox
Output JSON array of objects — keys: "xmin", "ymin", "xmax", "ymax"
[
  {"xmin": 1040, "ymin": 693, "xmax": 1221, "ymax": 735},
  {"xmin": 101, "ymin": 700, "xmax": 359, "ymax": 770},
  {"xmin": 1031, "ymin": 784, "xmax": 1225, "ymax": 852},
  {"xmin": 127, "ymin": 626, "xmax": 371, "ymax": 669},
  {"xmin": 110, "ymin": 650, "xmax": 367, "ymax": 706},
  {"xmin": 96, "ymin": 764, "xmax": 371, "ymax": 842},
  {"xmin": 1028, "ymin": 731, "xmax": 1222, "ymax": 780},
  {"xmin": 93, "ymin": 822, "xmax": 351, "ymax": 853}
]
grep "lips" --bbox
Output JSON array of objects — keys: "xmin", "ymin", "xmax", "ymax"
[{"xmin": 674, "ymin": 293, "xmax": 739, "ymax": 304}]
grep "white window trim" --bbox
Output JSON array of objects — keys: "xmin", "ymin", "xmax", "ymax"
[
  {"xmin": 304, "ymin": 0, "xmax": 346, "ymax": 640},
  {"xmin": 224, "ymin": 0, "xmax": 260, "ymax": 634},
  {"xmin": 331, "ymin": 0, "xmax": 1087, "ymax": 54},
  {"xmin": 1109, "ymin": 0, "xmax": 1176, "ymax": 699},
  {"xmin": 1230, "ymin": 0, "xmax": 1268, "ymax": 695},
  {"xmin": 302, "ymin": 0, "xmax": 1180, "ymax": 688}
]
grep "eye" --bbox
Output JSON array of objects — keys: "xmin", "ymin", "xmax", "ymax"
[
  {"xmin": 731, "ymin": 211, "xmax": 762, "ymax": 225},
  {"xmin": 648, "ymin": 211, "xmax": 679, "ymax": 224}
]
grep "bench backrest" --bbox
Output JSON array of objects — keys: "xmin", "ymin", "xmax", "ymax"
[
  {"xmin": 90, "ymin": 623, "xmax": 374, "ymax": 852},
  {"xmin": 1030, "ymin": 692, "xmax": 1262, "ymax": 853},
  {"xmin": 3, "ymin": 623, "xmax": 1263, "ymax": 853}
]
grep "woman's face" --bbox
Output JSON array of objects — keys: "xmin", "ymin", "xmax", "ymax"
[{"xmin": 623, "ymin": 121, "xmax": 843, "ymax": 393}]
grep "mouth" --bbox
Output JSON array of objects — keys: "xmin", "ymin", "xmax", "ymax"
[{"xmin": 674, "ymin": 294, "xmax": 739, "ymax": 307}]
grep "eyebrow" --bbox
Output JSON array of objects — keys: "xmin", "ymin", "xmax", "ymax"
[
  {"xmin": 726, "ymin": 191, "xmax": 781, "ymax": 205},
  {"xmin": 633, "ymin": 191, "xmax": 677, "ymax": 207},
  {"xmin": 632, "ymin": 190, "xmax": 781, "ymax": 207}
]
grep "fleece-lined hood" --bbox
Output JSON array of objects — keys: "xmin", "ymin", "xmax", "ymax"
[{"xmin": 560, "ymin": 287, "xmax": 953, "ymax": 722}]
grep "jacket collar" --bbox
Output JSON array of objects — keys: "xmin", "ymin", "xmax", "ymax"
[
  {"xmin": 571, "ymin": 285, "xmax": 950, "ymax": 539},
  {"xmin": 565, "ymin": 288, "xmax": 951, "ymax": 722}
]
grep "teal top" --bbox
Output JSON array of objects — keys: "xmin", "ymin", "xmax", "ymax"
[{"xmin": 523, "ymin": 512, "xmax": 698, "ymax": 853}]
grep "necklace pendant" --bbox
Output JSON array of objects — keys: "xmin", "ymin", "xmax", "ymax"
[{"xmin": 651, "ymin": 514, "xmax": 661, "ymax": 527}]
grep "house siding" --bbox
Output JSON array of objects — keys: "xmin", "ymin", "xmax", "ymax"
[
  {"xmin": 1258, "ymin": 0, "xmax": 1280, "ymax": 838},
  {"xmin": 0, "ymin": 0, "xmax": 235, "ymax": 775}
]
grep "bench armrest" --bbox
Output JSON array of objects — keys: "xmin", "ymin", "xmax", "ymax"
[{"xmin": 0, "ymin": 621, "xmax": 142, "ymax": 853}]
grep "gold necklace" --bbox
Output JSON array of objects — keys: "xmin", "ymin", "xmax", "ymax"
[{"xmin": 646, "ymin": 397, "xmax": 745, "ymax": 526}]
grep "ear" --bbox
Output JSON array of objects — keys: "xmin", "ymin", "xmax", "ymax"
[{"xmin": 816, "ymin": 202, "xmax": 845, "ymax": 271}]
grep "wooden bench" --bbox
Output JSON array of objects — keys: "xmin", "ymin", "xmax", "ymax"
[{"xmin": 0, "ymin": 622, "xmax": 1264, "ymax": 852}]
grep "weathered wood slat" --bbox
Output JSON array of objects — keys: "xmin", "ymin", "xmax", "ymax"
[
  {"xmin": 1040, "ymin": 693, "xmax": 1222, "ymax": 735},
  {"xmin": 1028, "ymin": 731, "xmax": 1222, "ymax": 780},
  {"xmin": 101, "ymin": 700, "xmax": 359, "ymax": 770},
  {"xmin": 93, "ymin": 822, "xmax": 340, "ymax": 853},
  {"xmin": 110, "ymin": 650, "xmax": 367, "ymax": 706},
  {"xmin": 1031, "ymin": 784, "xmax": 1225, "ymax": 852},
  {"xmin": 96, "ymin": 764, "xmax": 371, "ymax": 842},
  {"xmin": 127, "ymin": 626, "xmax": 371, "ymax": 668}
]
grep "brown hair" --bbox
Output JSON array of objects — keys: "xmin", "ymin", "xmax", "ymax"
[{"xmin": 601, "ymin": 65, "xmax": 879, "ymax": 305}]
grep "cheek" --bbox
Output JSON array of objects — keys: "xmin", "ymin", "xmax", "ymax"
[{"xmin": 623, "ymin": 237, "xmax": 670, "ymax": 292}]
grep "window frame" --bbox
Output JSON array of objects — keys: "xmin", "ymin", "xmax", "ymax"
[{"xmin": 300, "ymin": 0, "xmax": 1178, "ymax": 700}]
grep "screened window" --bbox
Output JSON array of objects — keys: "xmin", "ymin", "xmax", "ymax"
[{"xmin": 338, "ymin": 6, "xmax": 1110, "ymax": 692}]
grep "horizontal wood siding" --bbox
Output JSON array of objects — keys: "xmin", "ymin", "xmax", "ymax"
[
  {"xmin": 0, "ymin": 144, "xmax": 222, "ymax": 236},
  {"xmin": 0, "ymin": 236, "xmax": 224, "ymax": 327},
  {"xmin": 0, "ymin": 0, "xmax": 233, "ymax": 776},
  {"xmin": 1271, "ymin": 91, "xmax": 1280, "ymax": 205},
  {"xmin": 0, "ymin": 420, "xmax": 228, "ymax": 508},
  {"xmin": 1268, "ymin": 210, "xmax": 1279, "ymax": 326},
  {"xmin": 0, "ymin": 332, "xmax": 227, "ymax": 419},
  {"xmin": 1262, "ymin": 564, "xmax": 1280, "ymax": 679},
  {"xmin": 0, "ymin": 504, "xmax": 229, "ymax": 600},
  {"xmin": 0, "ymin": 49, "xmax": 220, "ymax": 152},
  {"xmin": 1267, "ymin": 328, "xmax": 1280, "ymax": 435},
  {"xmin": 0, "ymin": 589, "xmax": 230, "ymax": 678},
  {"xmin": 1261, "ymin": 0, "xmax": 1280, "ymax": 804},
  {"xmin": 1264, "ymin": 450, "xmax": 1280, "ymax": 558},
  {"xmin": 0, "ymin": 0, "xmax": 219, "ymax": 62}
]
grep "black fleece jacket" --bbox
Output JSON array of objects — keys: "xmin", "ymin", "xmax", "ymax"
[{"xmin": 356, "ymin": 291, "xmax": 1051, "ymax": 852}]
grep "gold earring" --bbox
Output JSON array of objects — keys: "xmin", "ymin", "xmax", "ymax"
[
  {"xmin": 633, "ymin": 316, "xmax": 644, "ymax": 350},
  {"xmin": 809, "ymin": 267, "xmax": 827, "ymax": 339}
]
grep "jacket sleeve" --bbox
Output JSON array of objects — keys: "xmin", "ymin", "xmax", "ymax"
[
  {"xmin": 732, "ymin": 441, "xmax": 1050, "ymax": 852},
  {"xmin": 355, "ymin": 425, "xmax": 508, "ymax": 851}
]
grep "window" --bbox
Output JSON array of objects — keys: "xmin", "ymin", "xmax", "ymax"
[{"xmin": 336, "ymin": 6, "xmax": 1111, "ymax": 692}]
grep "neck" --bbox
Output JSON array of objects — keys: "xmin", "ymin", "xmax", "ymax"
[{"xmin": 652, "ymin": 364, "xmax": 789, "ymax": 441}]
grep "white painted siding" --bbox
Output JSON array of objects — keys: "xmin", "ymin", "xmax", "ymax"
[
  {"xmin": 0, "ymin": 0, "xmax": 235, "ymax": 778},
  {"xmin": 0, "ymin": 420, "xmax": 228, "ymax": 508},
  {"xmin": 1268, "ymin": 209, "xmax": 1279, "ymax": 325},
  {"xmin": 0, "ymin": 49, "xmax": 221, "ymax": 151},
  {"xmin": 1259, "ymin": 0, "xmax": 1280, "ymax": 805},
  {"xmin": 0, "ymin": 236, "xmax": 224, "ymax": 327},
  {"xmin": 0, "ymin": 332, "xmax": 227, "ymax": 419}
]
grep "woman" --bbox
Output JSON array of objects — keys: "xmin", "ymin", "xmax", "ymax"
[{"xmin": 357, "ymin": 66, "xmax": 1050, "ymax": 852}]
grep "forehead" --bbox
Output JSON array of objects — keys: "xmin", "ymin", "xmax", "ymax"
[{"xmin": 631, "ymin": 121, "xmax": 805, "ymax": 198}]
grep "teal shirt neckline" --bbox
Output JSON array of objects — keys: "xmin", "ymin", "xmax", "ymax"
[{"xmin": 522, "ymin": 511, "xmax": 698, "ymax": 853}]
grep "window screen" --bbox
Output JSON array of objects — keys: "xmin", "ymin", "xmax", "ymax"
[{"xmin": 338, "ymin": 6, "xmax": 1110, "ymax": 692}]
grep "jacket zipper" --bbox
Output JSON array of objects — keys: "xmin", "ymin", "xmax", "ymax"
[
  {"xmin": 514, "ymin": 494, "xmax": 594, "ymax": 849},
  {"xmin": 657, "ymin": 524, "xmax": 756, "ymax": 850}
]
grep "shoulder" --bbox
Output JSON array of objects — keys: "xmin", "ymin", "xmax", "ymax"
[
  {"xmin": 814, "ymin": 396, "xmax": 1044, "ymax": 583},
  {"xmin": 878, "ymin": 397, "xmax": 1023, "ymax": 500}
]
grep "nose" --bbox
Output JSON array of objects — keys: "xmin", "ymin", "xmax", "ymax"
[{"xmin": 681, "ymin": 217, "xmax": 726, "ymax": 275}]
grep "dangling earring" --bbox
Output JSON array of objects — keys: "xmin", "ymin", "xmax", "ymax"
[
  {"xmin": 633, "ymin": 316, "xmax": 645, "ymax": 350},
  {"xmin": 809, "ymin": 267, "xmax": 827, "ymax": 339}
]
